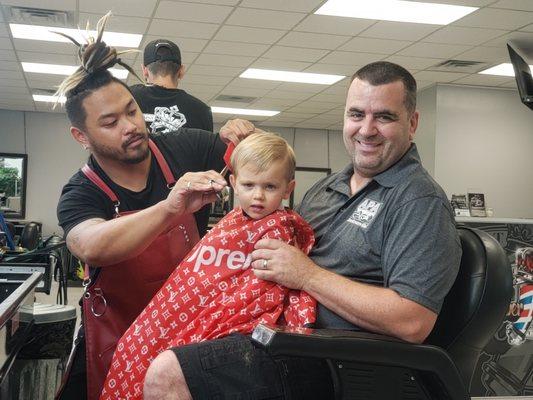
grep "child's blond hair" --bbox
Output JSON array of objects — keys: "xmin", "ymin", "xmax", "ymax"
[{"xmin": 230, "ymin": 133, "xmax": 296, "ymax": 180}]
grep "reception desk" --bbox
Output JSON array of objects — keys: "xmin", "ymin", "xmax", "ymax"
[{"xmin": 455, "ymin": 217, "xmax": 533, "ymax": 397}]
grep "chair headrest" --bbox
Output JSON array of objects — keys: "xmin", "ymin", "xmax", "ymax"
[{"xmin": 427, "ymin": 226, "xmax": 512, "ymax": 350}]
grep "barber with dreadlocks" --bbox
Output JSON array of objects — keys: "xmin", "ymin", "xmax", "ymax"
[{"xmin": 55, "ymin": 14, "xmax": 254, "ymax": 400}]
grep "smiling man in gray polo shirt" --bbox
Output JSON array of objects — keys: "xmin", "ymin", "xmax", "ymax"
[
  {"xmin": 252, "ymin": 61, "xmax": 461, "ymax": 343},
  {"xmin": 143, "ymin": 61, "xmax": 462, "ymax": 400}
]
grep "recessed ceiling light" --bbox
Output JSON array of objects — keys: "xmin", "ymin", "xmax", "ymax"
[
  {"xmin": 10, "ymin": 23, "xmax": 142, "ymax": 47},
  {"xmin": 22, "ymin": 62, "xmax": 129, "ymax": 79},
  {"xmin": 315, "ymin": 0, "xmax": 478, "ymax": 25},
  {"xmin": 33, "ymin": 94, "xmax": 65, "ymax": 103},
  {"xmin": 240, "ymin": 68, "xmax": 345, "ymax": 85},
  {"xmin": 479, "ymin": 63, "xmax": 533, "ymax": 77},
  {"xmin": 211, "ymin": 106, "xmax": 279, "ymax": 117}
]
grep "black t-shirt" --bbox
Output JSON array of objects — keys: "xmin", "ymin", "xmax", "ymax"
[
  {"xmin": 57, "ymin": 129, "xmax": 225, "ymax": 239},
  {"xmin": 130, "ymin": 84, "xmax": 213, "ymax": 134}
]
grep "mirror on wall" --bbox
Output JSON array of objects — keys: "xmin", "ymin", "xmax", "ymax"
[
  {"xmin": 284, "ymin": 167, "xmax": 332, "ymax": 209},
  {"xmin": 0, "ymin": 153, "xmax": 28, "ymax": 219}
]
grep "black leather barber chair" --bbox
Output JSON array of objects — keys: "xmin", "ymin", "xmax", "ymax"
[{"xmin": 252, "ymin": 226, "xmax": 513, "ymax": 400}]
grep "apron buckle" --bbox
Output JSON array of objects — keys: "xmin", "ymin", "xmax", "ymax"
[{"xmin": 91, "ymin": 288, "xmax": 108, "ymax": 317}]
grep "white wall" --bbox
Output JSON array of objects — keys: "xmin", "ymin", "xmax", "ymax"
[
  {"xmin": 434, "ymin": 84, "xmax": 533, "ymax": 219},
  {"xmin": 415, "ymin": 85, "xmax": 437, "ymax": 176},
  {"xmin": 0, "ymin": 110, "xmax": 87, "ymax": 236}
]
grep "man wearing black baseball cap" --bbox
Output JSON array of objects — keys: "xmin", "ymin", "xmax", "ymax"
[{"xmin": 130, "ymin": 39, "xmax": 213, "ymax": 134}]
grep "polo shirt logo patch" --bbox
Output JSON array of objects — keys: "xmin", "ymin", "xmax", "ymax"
[{"xmin": 347, "ymin": 198, "xmax": 382, "ymax": 229}]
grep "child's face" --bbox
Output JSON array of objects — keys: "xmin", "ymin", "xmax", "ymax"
[{"xmin": 230, "ymin": 161, "xmax": 295, "ymax": 220}]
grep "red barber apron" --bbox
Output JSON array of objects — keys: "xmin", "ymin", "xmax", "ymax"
[{"xmin": 81, "ymin": 139, "xmax": 199, "ymax": 400}]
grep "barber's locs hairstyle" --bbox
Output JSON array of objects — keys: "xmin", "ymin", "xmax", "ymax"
[
  {"xmin": 54, "ymin": 12, "xmax": 142, "ymax": 129},
  {"xmin": 230, "ymin": 133, "xmax": 296, "ymax": 180},
  {"xmin": 352, "ymin": 61, "xmax": 417, "ymax": 114}
]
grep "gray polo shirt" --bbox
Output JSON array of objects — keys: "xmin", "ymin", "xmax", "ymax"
[{"xmin": 298, "ymin": 144, "xmax": 461, "ymax": 330}]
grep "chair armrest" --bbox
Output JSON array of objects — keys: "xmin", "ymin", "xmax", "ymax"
[{"xmin": 252, "ymin": 324, "xmax": 469, "ymax": 400}]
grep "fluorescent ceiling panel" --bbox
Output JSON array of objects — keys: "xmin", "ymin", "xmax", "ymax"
[
  {"xmin": 10, "ymin": 24, "xmax": 142, "ymax": 47},
  {"xmin": 240, "ymin": 68, "xmax": 344, "ymax": 85},
  {"xmin": 315, "ymin": 0, "xmax": 477, "ymax": 25},
  {"xmin": 33, "ymin": 94, "xmax": 65, "ymax": 103},
  {"xmin": 22, "ymin": 62, "xmax": 129, "ymax": 79},
  {"xmin": 211, "ymin": 106, "xmax": 279, "ymax": 116},
  {"xmin": 479, "ymin": 63, "xmax": 533, "ymax": 77}
]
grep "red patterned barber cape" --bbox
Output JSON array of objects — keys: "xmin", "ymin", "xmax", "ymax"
[{"xmin": 100, "ymin": 208, "xmax": 315, "ymax": 400}]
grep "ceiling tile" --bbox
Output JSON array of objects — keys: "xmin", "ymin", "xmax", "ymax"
[
  {"xmin": 0, "ymin": 49, "xmax": 17, "ymax": 61},
  {"xmin": 226, "ymin": 8, "xmax": 305, "ymax": 30},
  {"xmin": 275, "ymin": 82, "xmax": 331, "ymax": 94},
  {"xmin": 194, "ymin": 53, "xmax": 255, "ymax": 67},
  {"xmin": 490, "ymin": 0, "xmax": 533, "ymax": 11},
  {"xmin": 251, "ymin": 98, "xmax": 296, "ymax": 110},
  {"xmin": 182, "ymin": 73, "xmax": 233, "ymax": 85},
  {"xmin": 294, "ymin": 15, "xmax": 375, "ymax": 36},
  {"xmin": 422, "ymin": 26, "xmax": 506, "ymax": 46},
  {"xmin": 416, "ymin": 80, "xmax": 435, "ymax": 91},
  {"xmin": 179, "ymin": 84, "xmax": 224, "ymax": 95},
  {"xmin": 398, "ymin": 42, "xmax": 472, "ymax": 59},
  {"xmin": 0, "ymin": 79, "xmax": 27, "ymax": 88},
  {"xmin": 0, "ymin": 92, "xmax": 32, "ymax": 101},
  {"xmin": 0, "ymin": 69, "xmax": 23, "ymax": 79},
  {"xmin": 455, "ymin": 45, "xmax": 510, "ymax": 62},
  {"xmin": 13, "ymin": 38, "xmax": 81, "ymax": 55},
  {"xmin": 482, "ymin": 31, "xmax": 533, "ymax": 48},
  {"xmin": 278, "ymin": 32, "xmax": 351, "ymax": 50},
  {"xmin": 304, "ymin": 63, "xmax": 356, "ymax": 75},
  {"xmin": 339, "ymin": 37, "xmax": 412, "ymax": 54},
  {"xmin": 520, "ymin": 24, "xmax": 533, "ymax": 32},
  {"xmin": 452, "ymin": 73, "xmax": 513, "ymax": 86},
  {"xmin": 453, "ymin": 8, "xmax": 533, "ymax": 30},
  {"xmin": 0, "ymin": 24, "xmax": 8, "ymax": 38},
  {"xmin": 413, "ymin": 70, "xmax": 469, "ymax": 82},
  {"xmin": 141, "ymin": 35, "xmax": 207, "ymax": 53},
  {"xmin": 187, "ymin": 64, "xmax": 244, "ymax": 77},
  {"xmin": 154, "ymin": 1, "xmax": 234, "ymax": 24},
  {"xmin": 0, "ymin": 60, "xmax": 20, "ymax": 71},
  {"xmin": 79, "ymin": 13, "xmax": 150, "ymax": 35},
  {"xmin": 0, "ymin": 85, "xmax": 29, "ymax": 94},
  {"xmin": 319, "ymin": 51, "xmax": 384, "ymax": 66},
  {"xmin": 0, "ymin": 37, "xmax": 13, "ymax": 50},
  {"xmin": 219, "ymin": 86, "xmax": 271, "ymax": 97},
  {"xmin": 499, "ymin": 79, "xmax": 519, "ymax": 88},
  {"xmin": 384, "ymin": 55, "xmax": 444, "ymax": 70},
  {"xmin": 203, "ymin": 41, "xmax": 269, "ymax": 57},
  {"xmin": 360, "ymin": 22, "xmax": 441, "ymax": 41},
  {"xmin": 147, "ymin": 19, "xmax": 219, "ymax": 39},
  {"xmin": 263, "ymin": 90, "xmax": 313, "ymax": 100},
  {"xmin": 262, "ymin": 46, "xmax": 329, "ymax": 63},
  {"xmin": 80, "ymin": 0, "xmax": 158, "ymax": 17},
  {"xmin": 2, "ymin": 0, "xmax": 76, "ymax": 10},
  {"xmin": 239, "ymin": 0, "xmax": 323, "ymax": 13},
  {"xmin": 307, "ymin": 92, "xmax": 345, "ymax": 104},
  {"xmin": 250, "ymin": 58, "xmax": 311, "ymax": 71},
  {"xmin": 214, "ymin": 26, "xmax": 286, "ymax": 44},
  {"xmin": 226, "ymin": 77, "xmax": 281, "ymax": 90}
]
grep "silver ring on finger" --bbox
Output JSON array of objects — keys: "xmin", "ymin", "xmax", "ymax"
[
  {"xmin": 186, "ymin": 181, "xmax": 191, "ymax": 191},
  {"xmin": 262, "ymin": 259, "xmax": 268, "ymax": 270}
]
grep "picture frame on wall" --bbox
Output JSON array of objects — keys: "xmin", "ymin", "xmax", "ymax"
[
  {"xmin": 467, "ymin": 192, "xmax": 487, "ymax": 217},
  {"xmin": 285, "ymin": 167, "xmax": 332, "ymax": 209}
]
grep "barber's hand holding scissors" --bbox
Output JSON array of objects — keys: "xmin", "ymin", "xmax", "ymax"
[
  {"xmin": 164, "ymin": 171, "xmax": 227, "ymax": 216},
  {"xmin": 251, "ymin": 239, "xmax": 321, "ymax": 290}
]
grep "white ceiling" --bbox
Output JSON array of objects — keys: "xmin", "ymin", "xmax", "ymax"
[{"xmin": 0, "ymin": 0, "xmax": 532, "ymax": 129}]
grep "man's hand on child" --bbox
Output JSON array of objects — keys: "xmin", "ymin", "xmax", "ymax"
[{"xmin": 251, "ymin": 239, "xmax": 319, "ymax": 291}]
